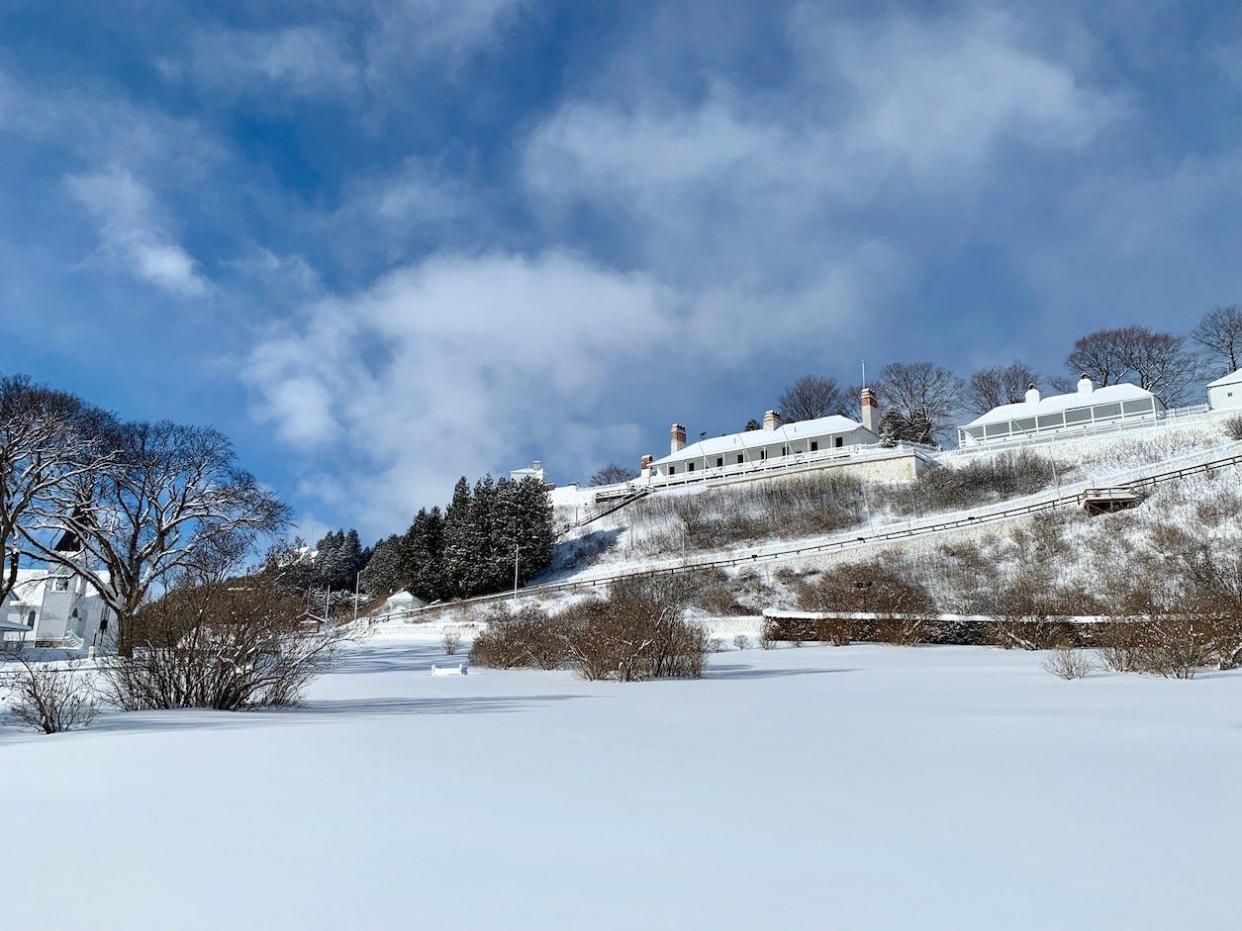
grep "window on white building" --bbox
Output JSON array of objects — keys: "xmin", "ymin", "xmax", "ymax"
[
  {"xmin": 810, "ymin": 441, "xmax": 818, "ymax": 452},
  {"xmin": 52, "ymin": 577, "xmax": 71, "ymax": 592},
  {"xmin": 834, "ymin": 437, "xmax": 844, "ymax": 448}
]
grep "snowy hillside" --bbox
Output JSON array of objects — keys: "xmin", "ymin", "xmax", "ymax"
[{"xmin": 537, "ymin": 416, "xmax": 1240, "ymax": 590}]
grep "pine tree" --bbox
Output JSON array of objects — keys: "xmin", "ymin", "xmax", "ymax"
[
  {"xmin": 359, "ymin": 534, "xmax": 405, "ymax": 595},
  {"xmin": 405, "ymin": 507, "xmax": 446, "ymax": 602},
  {"xmin": 494, "ymin": 476, "xmax": 555, "ymax": 588},
  {"xmin": 441, "ymin": 477, "xmax": 475, "ymax": 598},
  {"xmin": 339, "ymin": 529, "xmax": 364, "ymax": 588}
]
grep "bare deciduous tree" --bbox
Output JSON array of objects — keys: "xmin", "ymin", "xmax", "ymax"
[
  {"xmin": 0, "ymin": 375, "xmax": 114, "ymax": 606},
  {"xmin": 873, "ymin": 362, "xmax": 964, "ymax": 441},
  {"xmin": 1065, "ymin": 326, "xmax": 1199, "ymax": 405},
  {"xmin": 590, "ymin": 463, "xmax": 638, "ymax": 486},
  {"xmin": 777, "ymin": 375, "xmax": 849, "ymax": 422},
  {"xmin": 24, "ymin": 421, "xmax": 290, "ymax": 655},
  {"xmin": 1, "ymin": 656, "xmax": 99, "ymax": 733},
  {"xmin": 1191, "ymin": 304, "xmax": 1242, "ymax": 377},
  {"xmin": 965, "ymin": 361, "xmax": 1041, "ymax": 415}
]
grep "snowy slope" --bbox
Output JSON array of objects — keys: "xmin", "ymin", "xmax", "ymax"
[{"xmin": 4, "ymin": 638, "xmax": 1239, "ymax": 930}]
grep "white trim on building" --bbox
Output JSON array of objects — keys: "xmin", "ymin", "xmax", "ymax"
[{"xmin": 957, "ymin": 377, "xmax": 1163, "ymax": 448}]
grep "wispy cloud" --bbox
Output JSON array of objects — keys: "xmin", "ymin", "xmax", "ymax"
[{"xmin": 66, "ymin": 167, "xmax": 208, "ymax": 297}]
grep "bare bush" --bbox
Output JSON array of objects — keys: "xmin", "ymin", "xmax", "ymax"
[
  {"xmin": 1, "ymin": 657, "xmax": 99, "ymax": 733},
  {"xmin": 758, "ymin": 621, "xmax": 776, "ymax": 650},
  {"xmin": 732, "ymin": 634, "xmax": 750, "ymax": 651},
  {"xmin": 442, "ymin": 628, "xmax": 462, "ymax": 656},
  {"xmin": 1225, "ymin": 415, "xmax": 1242, "ymax": 442},
  {"xmin": 562, "ymin": 575, "xmax": 708, "ymax": 681},
  {"xmin": 1042, "ymin": 647, "xmax": 1092, "ymax": 680},
  {"xmin": 469, "ymin": 605, "xmax": 569, "ymax": 670},
  {"xmin": 796, "ymin": 558, "xmax": 934, "ymax": 645},
  {"xmin": 103, "ymin": 579, "xmax": 345, "ymax": 711},
  {"xmin": 626, "ymin": 472, "xmax": 866, "ymax": 556},
  {"xmin": 889, "ymin": 450, "xmax": 1058, "ymax": 516}
]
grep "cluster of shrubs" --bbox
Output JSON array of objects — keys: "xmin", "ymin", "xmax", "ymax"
[
  {"xmin": 2, "ymin": 575, "xmax": 348, "ymax": 734},
  {"xmin": 617, "ymin": 451, "xmax": 1061, "ymax": 563},
  {"xmin": 887, "ymin": 450, "xmax": 1059, "ymax": 516},
  {"xmin": 471, "ymin": 575, "xmax": 710, "ymax": 681}
]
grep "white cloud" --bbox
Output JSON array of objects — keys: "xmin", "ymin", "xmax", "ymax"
[
  {"xmin": 363, "ymin": 0, "xmax": 521, "ymax": 82},
  {"xmin": 187, "ymin": 26, "xmax": 361, "ymax": 98},
  {"xmin": 245, "ymin": 250, "xmax": 674, "ymax": 532},
  {"xmin": 812, "ymin": 8, "xmax": 1123, "ymax": 178},
  {"xmin": 66, "ymin": 167, "xmax": 208, "ymax": 297}
]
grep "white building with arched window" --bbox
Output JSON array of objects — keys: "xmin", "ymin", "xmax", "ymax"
[{"xmin": 1, "ymin": 566, "xmax": 112, "ymax": 651}]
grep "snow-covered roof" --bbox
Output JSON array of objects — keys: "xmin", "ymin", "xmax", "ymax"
[
  {"xmin": 653, "ymin": 415, "xmax": 865, "ymax": 466},
  {"xmin": 385, "ymin": 590, "xmax": 426, "ymax": 608},
  {"xmin": 1207, "ymin": 368, "xmax": 1242, "ymax": 388},
  {"xmin": 963, "ymin": 382, "xmax": 1157, "ymax": 429}
]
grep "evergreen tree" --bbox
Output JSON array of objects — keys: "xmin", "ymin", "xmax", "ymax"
[
  {"xmin": 405, "ymin": 507, "xmax": 446, "ymax": 602},
  {"xmin": 339, "ymin": 528, "xmax": 364, "ymax": 588},
  {"xmin": 441, "ymin": 477, "xmax": 475, "ymax": 598},
  {"xmin": 359, "ymin": 534, "xmax": 405, "ymax": 595},
  {"xmin": 498, "ymin": 476, "xmax": 555, "ymax": 586}
]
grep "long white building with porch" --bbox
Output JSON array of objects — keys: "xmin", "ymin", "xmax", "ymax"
[
  {"xmin": 647, "ymin": 407, "xmax": 880, "ymax": 480},
  {"xmin": 957, "ymin": 376, "xmax": 1164, "ymax": 448}
]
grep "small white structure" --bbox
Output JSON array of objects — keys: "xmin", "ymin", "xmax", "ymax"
[
  {"xmin": 648, "ymin": 407, "xmax": 879, "ymax": 480},
  {"xmin": 383, "ymin": 590, "xmax": 427, "ymax": 613},
  {"xmin": 509, "ymin": 460, "xmax": 547, "ymax": 483},
  {"xmin": 1, "ymin": 565, "xmax": 112, "ymax": 650},
  {"xmin": 1207, "ymin": 369, "xmax": 1242, "ymax": 411},
  {"xmin": 958, "ymin": 377, "xmax": 1164, "ymax": 448}
]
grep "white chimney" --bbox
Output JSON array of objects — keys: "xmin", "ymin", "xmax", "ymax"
[
  {"xmin": 670, "ymin": 423, "xmax": 687, "ymax": 454},
  {"xmin": 860, "ymin": 387, "xmax": 879, "ymax": 433},
  {"xmin": 1077, "ymin": 374, "xmax": 1094, "ymax": 395},
  {"xmin": 1024, "ymin": 384, "xmax": 1040, "ymax": 405},
  {"xmin": 763, "ymin": 410, "xmax": 782, "ymax": 431}
]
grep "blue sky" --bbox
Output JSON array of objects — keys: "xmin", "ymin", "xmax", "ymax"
[{"xmin": 2, "ymin": 0, "xmax": 1240, "ymax": 541}]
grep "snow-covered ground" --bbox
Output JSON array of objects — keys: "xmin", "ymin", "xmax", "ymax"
[{"xmin": 4, "ymin": 635, "xmax": 1239, "ymax": 930}]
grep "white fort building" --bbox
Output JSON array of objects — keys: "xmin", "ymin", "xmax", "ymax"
[
  {"xmin": 957, "ymin": 375, "xmax": 1164, "ymax": 448},
  {"xmin": 647, "ymin": 403, "xmax": 880, "ymax": 479}
]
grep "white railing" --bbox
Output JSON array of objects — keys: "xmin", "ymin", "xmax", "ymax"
[
  {"xmin": 946, "ymin": 404, "xmax": 1227, "ymax": 458},
  {"xmin": 644, "ymin": 440, "xmax": 938, "ymax": 491}
]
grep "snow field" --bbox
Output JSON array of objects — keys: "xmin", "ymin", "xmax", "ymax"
[{"xmin": 3, "ymin": 636, "xmax": 1239, "ymax": 931}]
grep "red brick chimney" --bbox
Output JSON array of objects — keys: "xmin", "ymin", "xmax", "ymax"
[
  {"xmin": 670, "ymin": 424, "xmax": 687, "ymax": 454},
  {"xmin": 860, "ymin": 387, "xmax": 879, "ymax": 433}
]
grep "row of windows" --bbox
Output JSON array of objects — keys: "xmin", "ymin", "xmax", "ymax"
[
  {"xmin": 665, "ymin": 436, "xmax": 845, "ymax": 475},
  {"xmin": 963, "ymin": 399, "xmax": 1158, "ymax": 442}
]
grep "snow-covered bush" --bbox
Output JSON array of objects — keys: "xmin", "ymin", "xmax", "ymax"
[
  {"xmin": 442, "ymin": 628, "xmax": 462, "ymax": 656},
  {"xmin": 732, "ymin": 634, "xmax": 750, "ymax": 651},
  {"xmin": 1224, "ymin": 415, "xmax": 1242, "ymax": 441},
  {"xmin": 103, "ymin": 580, "xmax": 347, "ymax": 711},
  {"xmin": 1042, "ymin": 647, "xmax": 1092, "ymax": 679},
  {"xmin": 1, "ymin": 657, "xmax": 99, "ymax": 734}
]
